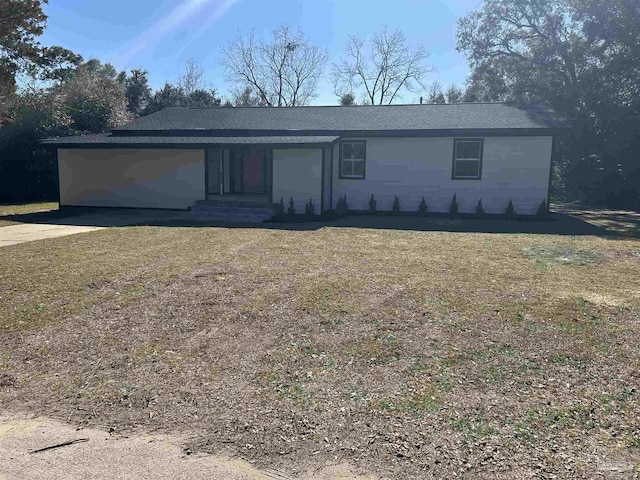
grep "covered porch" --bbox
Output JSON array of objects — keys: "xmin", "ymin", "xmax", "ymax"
[
  {"xmin": 205, "ymin": 147, "xmax": 273, "ymax": 202},
  {"xmin": 200, "ymin": 136, "xmax": 338, "ymax": 215}
]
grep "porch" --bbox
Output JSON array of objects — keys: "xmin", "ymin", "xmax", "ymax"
[
  {"xmin": 195, "ymin": 194, "xmax": 273, "ymax": 207},
  {"xmin": 193, "ymin": 141, "xmax": 335, "ymax": 222},
  {"xmin": 205, "ymin": 147, "xmax": 273, "ymax": 200}
]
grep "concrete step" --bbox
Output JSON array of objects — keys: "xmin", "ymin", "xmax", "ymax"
[
  {"xmin": 194, "ymin": 199, "xmax": 273, "ymax": 208},
  {"xmin": 191, "ymin": 205, "xmax": 274, "ymax": 216},
  {"xmin": 190, "ymin": 204, "xmax": 275, "ymax": 223}
]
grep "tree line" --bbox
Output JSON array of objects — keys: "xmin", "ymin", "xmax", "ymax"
[{"xmin": 1, "ymin": 0, "xmax": 639, "ymax": 210}]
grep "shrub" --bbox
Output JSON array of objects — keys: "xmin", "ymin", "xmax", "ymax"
[
  {"xmin": 335, "ymin": 195, "xmax": 348, "ymax": 217},
  {"xmin": 304, "ymin": 197, "xmax": 315, "ymax": 217},
  {"xmin": 287, "ymin": 197, "xmax": 296, "ymax": 215},
  {"xmin": 536, "ymin": 198, "xmax": 549, "ymax": 219},
  {"xmin": 505, "ymin": 199, "xmax": 516, "ymax": 219},
  {"xmin": 274, "ymin": 197, "xmax": 285, "ymax": 217},
  {"xmin": 418, "ymin": 196, "xmax": 428, "ymax": 217},
  {"xmin": 449, "ymin": 193, "xmax": 459, "ymax": 217},
  {"xmin": 369, "ymin": 194, "xmax": 377, "ymax": 213},
  {"xmin": 392, "ymin": 195, "xmax": 401, "ymax": 215},
  {"xmin": 475, "ymin": 199, "xmax": 485, "ymax": 217}
]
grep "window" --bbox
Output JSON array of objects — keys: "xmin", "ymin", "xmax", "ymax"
[
  {"xmin": 452, "ymin": 139, "xmax": 483, "ymax": 179},
  {"xmin": 340, "ymin": 141, "xmax": 366, "ymax": 179}
]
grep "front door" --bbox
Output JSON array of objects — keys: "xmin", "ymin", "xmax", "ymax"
[
  {"xmin": 242, "ymin": 150, "xmax": 264, "ymax": 194},
  {"xmin": 206, "ymin": 149, "xmax": 222, "ymax": 195},
  {"xmin": 227, "ymin": 148, "xmax": 272, "ymax": 194}
]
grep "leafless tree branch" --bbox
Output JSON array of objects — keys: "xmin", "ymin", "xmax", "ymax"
[
  {"xmin": 331, "ymin": 27, "xmax": 434, "ymax": 105},
  {"xmin": 221, "ymin": 25, "xmax": 328, "ymax": 107},
  {"xmin": 178, "ymin": 59, "xmax": 206, "ymax": 94}
]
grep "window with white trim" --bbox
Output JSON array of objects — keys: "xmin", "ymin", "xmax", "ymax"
[
  {"xmin": 340, "ymin": 141, "xmax": 366, "ymax": 179},
  {"xmin": 452, "ymin": 139, "xmax": 483, "ymax": 179}
]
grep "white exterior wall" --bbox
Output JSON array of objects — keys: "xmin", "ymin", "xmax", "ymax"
[
  {"xmin": 272, "ymin": 148, "xmax": 322, "ymax": 214},
  {"xmin": 58, "ymin": 149, "xmax": 205, "ymax": 209},
  {"xmin": 322, "ymin": 147, "xmax": 332, "ymax": 212},
  {"xmin": 332, "ymin": 136, "xmax": 553, "ymax": 215}
]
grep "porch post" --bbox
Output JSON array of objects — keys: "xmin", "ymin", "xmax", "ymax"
[{"xmin": 220, "ymin": 149, "xmax": 224, "ymax": 196}]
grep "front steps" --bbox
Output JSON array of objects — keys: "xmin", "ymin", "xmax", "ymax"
[{"xmin": 190, "ymin": 202, "xmax": 275, "ymax": 223}]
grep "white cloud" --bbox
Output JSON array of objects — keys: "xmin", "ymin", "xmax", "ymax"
[
  {"xmin": 173, "ymin": 0, "xmax": 238, "ymax": 59},
  {"xmin": 113, "ymin": 0, "xmax": 238, "ymax": 67}
]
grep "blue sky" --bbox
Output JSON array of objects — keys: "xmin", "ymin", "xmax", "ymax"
[{"xmin": 40, "ymin": 0, "xmax": 482, "ymax": 105}]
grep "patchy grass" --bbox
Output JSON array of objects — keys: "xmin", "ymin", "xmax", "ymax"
[
  {"xmin": 0, "ymin": 226, "xmax": 639, "ymax": 478},
  {"xmin": 0, "ymin": 202, "xmax": 59, "ymax": 226},
  {"xmin": 523, "ymin": 244, "xmax": 605, "ymax": 267}
]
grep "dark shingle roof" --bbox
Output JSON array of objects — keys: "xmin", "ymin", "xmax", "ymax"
[
  {"xmin": 42, "ymin": 134, "xmax": 339, "ymax": 147},
  {"xmin": 113, "ymin": 103, "xmax": 566, "ymax": 133}
]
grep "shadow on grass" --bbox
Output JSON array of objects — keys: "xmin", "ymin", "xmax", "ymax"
[
  {"xmin": 1, "ymin": 204, "xmax": 636, "ymax": 237},
  {"xmin": 552, "ymin": 202, "xmax": 640, "ymax": 238},
  {"xmin": 170, "ymin": 214, "xmax": 614, "ymax": 236}
]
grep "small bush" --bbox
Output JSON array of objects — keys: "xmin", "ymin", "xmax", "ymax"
[
  {"xmin": 287, "ymin": 197, "xmax": 296, "ymax": 215},
  {"xmin": 304, "ymin": 197, "xmax": 315, "ymax": 217},
  {"xmin": 475, "ymin": 199, "xmax": 485, "ymax": 217},
  {"xmin": 418, "ymin": 197, "xmax": 428, "ymax": 217},
  {"xmin": 392, "ymin": 195, "xmax": 401, "ymax": 215},
  {"xmin": 536, "ymin": 198, "xmax": 549, "ymax": 219},
  {"xmin": 274, "ymin": 197, "xmax": 285, "ymax": 217},
  {"xmin": 369, "ymin": 194, "xmax": 377, "ymax": 213},
  {"xmin": 449, "ymin": 193, "xmax": 459, "ymax": 217},
  {"xmin": 335, "ymin": 195, "xmax": 348, "ymax": 217},
  {"xmin": 505, "ymin": 199, "xmax": 515, "ymax": 219}
]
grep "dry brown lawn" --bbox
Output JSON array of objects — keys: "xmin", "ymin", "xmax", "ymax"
[
  {"xmin": 0, "ymin": 225, "xmax": 639, "ymax": 478},
  {"xmin": 0, "ymin": 202, "xmax": 59, "ymax": 227}
]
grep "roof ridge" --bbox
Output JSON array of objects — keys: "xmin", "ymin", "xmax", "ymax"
[
  {"xmin": 180, "ymin": 102, "xmax": 519, "ymax": 110},
  {"xmin": 110, "ymin": 102, "xmax": 564, "ymax": 132}
]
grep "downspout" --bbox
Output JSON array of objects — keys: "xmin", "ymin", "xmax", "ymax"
[
  {"xmin": 56, "ymin": 148, "xmax": 62, "ymax": 207},
  {"xmin": 321, "ymin": 148, "xmax": 326, "ymax": 213},
  {"xmin": 330, "ymin": 143, "xmax": 335, "ymax": 210},
  {"xmin": 548, "ymin": 136, "xmax": 556, "ymax": 212},
  {"xmin": 220, "ymin": 149, "xmax": 224, "ymax": 196}
]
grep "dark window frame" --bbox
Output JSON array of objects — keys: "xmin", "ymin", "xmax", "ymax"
[
  {"xmin": 339, "ymin": 140, "xmax": 367, "ymax": 179},
  {"xmin": 452, "ymin": 138, "xmax": 484, "ymax": 180}
]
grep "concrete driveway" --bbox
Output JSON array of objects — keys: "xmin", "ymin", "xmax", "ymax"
[
  {"xmin": 0, "ymin": 414, "xmax": 371, "ymax": 480},
  {"xmin": 0, "ymin": 210, "xmax": 188, "ymax": 247},
  {"xmin": 0, "ymin": 223, "xmax": 105, "ymax": 247}
]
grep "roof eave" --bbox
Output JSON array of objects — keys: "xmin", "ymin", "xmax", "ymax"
[{"xmin": 111, "ymin": 127, "xmax": 566, "ymax": 138}]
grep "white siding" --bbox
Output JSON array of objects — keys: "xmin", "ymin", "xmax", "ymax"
[
  {"xmin": 58, "ymin": 148, "xmax": 205, "ymax": 209},
  {"xmin": 332, "ymin": 136, "xmax": 552, "ymax": 215},
  {"xmin": 272, "ymin": 148, "xmax": 322, "ymax": 214},
  {"xmin": 322, "ymin": 147, "xmax": 332, "ymax": 211}
]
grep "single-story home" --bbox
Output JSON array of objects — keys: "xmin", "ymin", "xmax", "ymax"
[{"xmin": 43, "ymin": 103, "xmax": 566, "ymax": 217}]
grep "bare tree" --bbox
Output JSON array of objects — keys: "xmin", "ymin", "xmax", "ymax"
[
  {"xmin": 332, "ymin": 27, "xmax": 434, "ymax": 105},
  {"xmin": 427, "ymin": 81, "xmax": 446, "ymax": 104},
  {"xmin": 221, "ymin": 25, "xmax": 328, "ymax": 107},
  {"xmin": 179, "ymin": 59, "xmax": 206, "ymax": 94}
]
